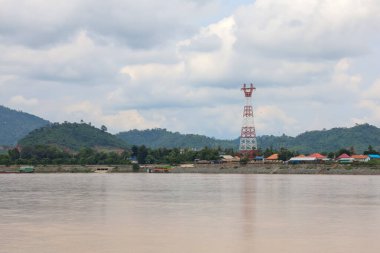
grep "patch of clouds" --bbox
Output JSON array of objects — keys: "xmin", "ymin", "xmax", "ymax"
[
  {"xmin": 64, "ymin": 101, "xmax": 159, "ymax": 132},
  {"xmin": 0, "ymin": 0, "xmax": 220, "ymax": 49},
  {"xmin": 255, "ymin": 105, "xmax": 297, "ymax": 133},
  {"xmin": 233, "ymin": 0, "xmax": 378, "ymax": 60},
  {"xmin": 9, "ymin": 95, "xmax": 39, "ymax": 107},
  {"xmin": 353, "ymin": 79, "xmax": 380, "ymax": 124},
  {"xmin": 1, "ymin": 0, "xmax": 380, "ymax": 139}
]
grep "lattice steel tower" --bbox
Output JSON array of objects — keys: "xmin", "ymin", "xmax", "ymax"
[{"xmin": 239, "ymin": 83, "xmax": 257, "ymax": 156}]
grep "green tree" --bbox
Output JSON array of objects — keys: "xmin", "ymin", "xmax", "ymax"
[
  {"xmin": 0, "ymin": 154, "xmax": 10, "ymax": 165},
  {"xmin": 137, "ymin": 145, "xmax": 148, "ymax": 164},
  {"xmin": 101, "ymin": 125, "xmax": 108, "ymax": 132},
  {"xmin": 336, "ymin": 148, "xmax": 352, "ymax": 157},
  {"xmin": 8, "ymin": 148, "xmax": 20, "ymax": 161},
  {"xmin": 131, "ymin": 145, "xmax": 138, "ymax": 157},
  {"xmin": 278, "ymin": 147, "xmax": 294, "ymax": 161},
  {"xmin": 363, "ymin": 145, "xmax": 379, "ymax": 155}
]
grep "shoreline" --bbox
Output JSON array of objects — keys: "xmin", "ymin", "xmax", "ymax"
[
  {"xmin": 1, "ymin": 163, "xmax": 380, "ymax": 175},
  {"xmin": 171, "ymin": 163, "xmax": 380, "ymax": 175}
]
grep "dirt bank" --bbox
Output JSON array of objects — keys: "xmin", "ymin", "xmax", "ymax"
[
  {"xmin": 0, "ymin": 165, "xmax": 134, "ymax": 173},
  {"xmin": 170, "ymin": 163, "xmax": 380, "ymax": 175}
]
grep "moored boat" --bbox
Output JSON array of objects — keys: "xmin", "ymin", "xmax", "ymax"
[
  {"xmin": 94, "ymin": 167, "xmax": 110, "ymax": 173},
  {"xmin": 19, "ymin": 166, "xmax": 35, "ymax": 173}
]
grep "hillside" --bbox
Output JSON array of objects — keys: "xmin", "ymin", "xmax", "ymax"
[
  {"xmin": 286, "ymin": 124, "xmax": 380, "ymax": 153},
  {"xmin": 255, "ymin": 124, "xmax": 380, "ymax": 153},
  {"xmin": 18, "ymin": 122, "xmax": 128, "ymax": 151},
  {"xmin": 117, "ymin": 124, "xmax": 380, "ymax": 153},
  {"xmin": 117, "ymin": 128, "xmax": 238, "ymax": 149},
  {"xmin": 0, "ymin": 105, "xmax": 49, "ymax": 146}
]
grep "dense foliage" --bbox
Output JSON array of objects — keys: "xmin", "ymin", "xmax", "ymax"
[
  {"xmin": 0, "ymin": 145, "xmax": 131, "ymax": 165},
  {"xmin": 130, "ymin": 145, "xmax": 227, "ymax": 164},
  {"xmin": 0, "ymin": 145, "xmax": 231, "ymax": 165},
  {"xmin": 0, "ymin": 105, "xmax": 49, "ymax": 146},
  {"xmin": 117, "ymin": 128, "xmax": 238, "ymax": 149},
  {"xmin": 18, "ymin": 122, "xmax": 128, "ymax": 151}
]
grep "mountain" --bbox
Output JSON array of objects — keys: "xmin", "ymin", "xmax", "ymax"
[
  {"xmin": 117, "ymin": 124, "xmax": 380, "ymax": 154},
  {"xmin": 255, "ymin": 124, "xmax": 380, "ymax": 153},
  {"xmin": 18, "ymin": 122, "xmax": 128, "ymax": 151},
  {"xmin": 0, "ymin": 105, "xmax": 49, "ymax": 146},
  {"xmin": 117, "ymin": 128, "xmax": 238, "ymax": 149},
  {"xmin": 273, "ymin": 123, "xmax": 380, "ymax": 153}
]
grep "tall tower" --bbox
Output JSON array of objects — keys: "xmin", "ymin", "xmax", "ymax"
[{"xmin": 239, "ymin": 83, "xmax": 257, "ymax": 157}]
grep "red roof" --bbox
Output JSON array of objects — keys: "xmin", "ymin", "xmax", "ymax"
[
  {"xmin": 351, "ymin": 155, "xmax": 368, "ymax": 159},
  {"xmin": 308, "ymin": 153, "xmax": 326, "ymax": 159},
  {"xmin": 337, "ymin": 153, "xmax": 351, "ymax": 159},
  {"xmin": 266, "ymin": 154, "xmax": 279, "ymax": 160}
]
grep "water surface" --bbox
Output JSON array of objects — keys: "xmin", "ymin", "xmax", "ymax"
[{"xmin": 1, "ymin": 174, "xmax": 380, "ymax": 253}]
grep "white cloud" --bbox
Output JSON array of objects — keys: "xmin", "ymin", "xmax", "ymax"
[
  {"xmin": 0, "ymin": 0, "xmax": 221, "ymax": 49},
  {"xmin": 234, "ymin": 0, "xmax": 378, "ymax": 59},
  {"xmin": 9, "ymin": 95, "xmax": 39, "ymax": 106},
  {"xmin": 353, "ymin": 79, "xmax": 380, "ymax": 124},
  {"xmin": 64, "ymin": 101, "xmax": 159, "ymax": 132}
]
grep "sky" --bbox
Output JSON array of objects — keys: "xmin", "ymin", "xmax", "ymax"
[{"xmin": 1, "ymin": 0, "xmax": 380, "ymax": 139}]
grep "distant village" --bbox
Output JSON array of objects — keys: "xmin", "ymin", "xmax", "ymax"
[{"xmin": 212, "ymin": 153, "xmax": 380, "ymax": 165}]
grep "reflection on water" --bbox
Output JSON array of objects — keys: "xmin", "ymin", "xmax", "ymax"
[{"xmin": 1, "ymin": 174, "xmax": 380, "ymax": 253}]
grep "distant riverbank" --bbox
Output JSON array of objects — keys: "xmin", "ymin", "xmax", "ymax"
[
  {"xmin": 171, "ymin": 163, "xmax": 380, "ymax": 175},
  {"xmin": 0, "ymin": 165, "xmax": 134, "ymax": 173},
  {"xmin": 1, "ymin": 163, "xmax": 380, "ymax": 175}
]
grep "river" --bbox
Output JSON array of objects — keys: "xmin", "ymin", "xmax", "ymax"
[{"xmin": 1, "ymin": 174, "xmax": 380, "ymax": 253}]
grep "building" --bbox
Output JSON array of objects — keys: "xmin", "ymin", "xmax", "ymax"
[
  {"xmin": 219, "ymin": 155, "xmax": 240, "ymax": 163},
  {"xmin": 288, "ymin": 156, "xmax": 318, "ymax": 164},
  {"xmin": 337, "ymin": 153, "xmax": 354, "ymax": 164},
  {"xmin": 368, "ymin": 154, "xmax": 380, "ymax": 160},
  {"xmin": 351, "ymin": 155, "xmax": 370, "ymax": 162},
  {"xmin": 308, "ymin": 153, "xmax": 327, "ymax": 159},
  {"xmin": 265, "ymin": 154, "xmax": 280, "ymax": 162}
]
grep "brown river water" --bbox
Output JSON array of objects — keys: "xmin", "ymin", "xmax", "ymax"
[{"xmin": 1, "ymin": 174, "xmax": 380, "ymax": 253}]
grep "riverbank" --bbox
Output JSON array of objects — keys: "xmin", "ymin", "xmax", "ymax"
[
  {"xmin": 1, "ymin": 163, "xmax": 380, "ymax": 175},
  {"xmin": 0, "ymin": 165, "xmax": 134, "ymax": 173},
  {"xmin": 171, "ymin": 163, "xmax": 380, "ymax": 175}
]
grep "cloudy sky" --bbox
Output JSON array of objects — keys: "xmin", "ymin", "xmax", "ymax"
[{"xmin": 1, "ymin": 0, "xmax": 380, "ymax": 139}]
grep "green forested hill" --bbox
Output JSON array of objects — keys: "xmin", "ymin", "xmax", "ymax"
[
  {"xmin": 18, "ymin": 122, "xmax": 128, "ymax": 151},
  {"xmin": 117, "ymin": 124, "xmax": 380, "ymax": 153},
  {"xmin": 255, "ymin": 124, "xmax": 380, "ymax": 153},
  {"xmin": 283, "ymin": 124, "xmax": 380, "ymax": 153},
  {"xmin": 117, "ymin": 128, "xmax": 239, "ymax": 149},
  {"xmin": 0, "ymin": 105, "xmax": 49, "ymax": 146},
  {"xmin": 4, "ymin": 103, "xmax": 380, "ymax": 154}
]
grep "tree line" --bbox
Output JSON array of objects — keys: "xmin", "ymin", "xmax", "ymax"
[
  {"xmin": 0, "ymin": 144, "xmax": 379, "ymax": 166},
  {"xmin": 0, "ymin": 145, "xmax": 131, "ymax": 166},
  {"xmin": 0, "ymin": 145, "xmax": 233, "ymax": 166}
]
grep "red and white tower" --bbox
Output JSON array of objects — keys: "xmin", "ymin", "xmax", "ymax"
[{"xmin": 239, "ymin": 83, "xmax": 257, "ymax": 156}]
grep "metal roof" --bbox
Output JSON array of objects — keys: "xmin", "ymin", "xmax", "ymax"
[{"xmin": 289, "ymin": 157, "xmax": 317, "ymax": 161}]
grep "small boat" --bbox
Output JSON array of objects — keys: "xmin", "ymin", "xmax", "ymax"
[
  {"xmin": 19, "ymin": 166, "xmax": 35, "ymax": 173},
  {"xmin": 94, "ymin": 167, "xmax": 110, "ymax": 173},
  {"xmin": 147, "ymin": 166, "xmax": 172, "ymax": 173}
]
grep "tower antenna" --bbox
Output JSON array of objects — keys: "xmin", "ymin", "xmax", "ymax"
[{"xmin": 239, "ymin": 83, "xmax": 257, "ymax": 158}]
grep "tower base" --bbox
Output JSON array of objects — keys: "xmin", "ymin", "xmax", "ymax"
[{"xmin": 239, "ymin": 150, "xmax": 258, "ymax": 159}]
